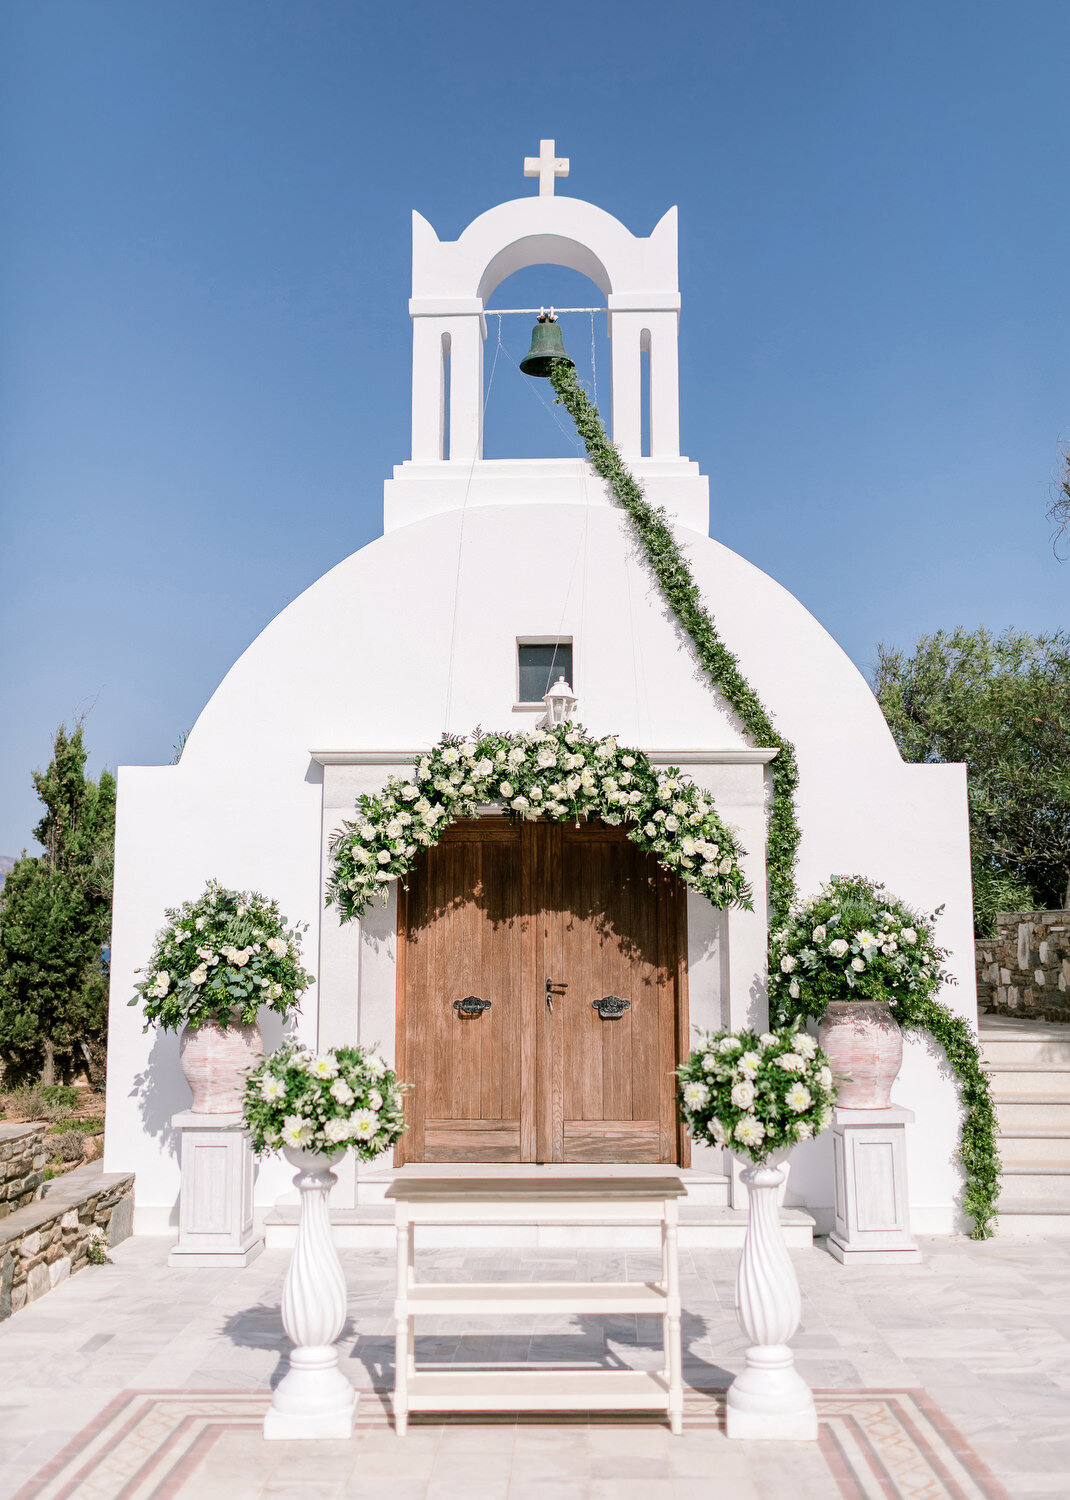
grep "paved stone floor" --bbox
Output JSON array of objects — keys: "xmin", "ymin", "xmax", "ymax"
[{"xmin": 0, "ymin": 1232, "xmax": 1067, "ymax": 1498}]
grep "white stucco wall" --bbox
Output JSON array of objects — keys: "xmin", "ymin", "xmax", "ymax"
[{"xmin": 104, "ymin": 494, "xmax": 976, "ymax": 1234}]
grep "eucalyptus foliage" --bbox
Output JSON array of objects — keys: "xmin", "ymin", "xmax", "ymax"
[
  {"xmin": 241, "ymin": 1043, "xmax": 405, "ymax": 1160},
  {"xmin": 548, "ymin": 361, "xmax": 800, "ymax": 927},
  {"xmin": 133, "ymin": 881, "xmax": 313, "ymax": 1032},
  {"xmin": 328, "ymin": 721, "xmax": 750, "ymax": 920},
  {"xmin": 771, "ymin": 875, "xmax": 1000, "ymax": 1238},
  {"xmin": 677, "ymin": 1024, "xmax": 836, "ymax": 1164}
]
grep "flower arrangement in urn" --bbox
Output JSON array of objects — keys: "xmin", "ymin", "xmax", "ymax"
[
  {"xmin": 768, "ymin": 875, "xmax": 953, "ymax": 1108},
  {"xmin": 242, "ymin": 1043, "xmax": 406, "ymax": 1162},
  {"xmin": 677, "ymin": 1024, "xmax": 837, "ymax": 1160},
  {"xmin": 133, "ymin": 881, "xmax": 313, "ymax": 1113}
]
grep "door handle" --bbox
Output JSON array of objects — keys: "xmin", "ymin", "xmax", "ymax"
[{"xmin": 545, "ymin": 978, "xmax": 568, "ymax": 1013}]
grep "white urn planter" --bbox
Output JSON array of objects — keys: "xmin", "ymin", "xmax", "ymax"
[
  {"xmin": 263, "ymin": 1147, "xmax": 357, "ymax": 1441},
  {"xmin": 179, "ymin": 1012, "xmax": 263, "ymax": 1113},
  {"xmin": 818, "ymin": 1000, "xmax": 902, "ymax": 1108},
  {"xmin": 725, "ymin": 1158, "xmax": 817, "ymax": 1441}
]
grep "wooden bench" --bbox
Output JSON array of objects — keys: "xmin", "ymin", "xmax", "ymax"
[{"xmin": 387, "ymin": 1174, "xmax": 686, "ymax": 1434}]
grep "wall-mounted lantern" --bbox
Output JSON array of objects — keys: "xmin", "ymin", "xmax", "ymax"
[{"xmin": 541, "ymin": 675, "xmax": 578, "ymax": 728}]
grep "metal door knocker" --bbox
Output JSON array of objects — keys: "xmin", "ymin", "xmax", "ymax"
[
  {"xmin": 592, "ymin": 995, "xmax": 631, "ymax": 1019},
  {"xmin": 453, "ymin": 996, "xmax": 492, "ymax": 1016}
]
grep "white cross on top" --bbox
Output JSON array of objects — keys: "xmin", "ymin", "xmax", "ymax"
[{"xmin": 524, "ymin": 139, "xmax": 569, "ymax": 197}]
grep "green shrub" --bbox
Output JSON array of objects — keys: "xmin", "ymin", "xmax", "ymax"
[
  {"xmin": 51, "ymin": 1129, "xmax": 85, "ymax": 1162},
  {"xmin": 40, "ymin": 1084, "xmax": 79, "ymax": 1109}
]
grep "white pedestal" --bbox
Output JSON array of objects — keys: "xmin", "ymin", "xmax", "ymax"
[
  {"xmin": 828, "ymin": 1105, "xmax": 921, "ymax": 1265},
  {"xmin": 264, "ymin": 1149, "xmax": 357, "ymax": 1441},
  {"xmin": 725, "ymin": 1160, "xmax": 817, "ymax": 1442},
  {"xmin": 168, "ymin": 1111, "xmax": 263, "ymax": 1268}
]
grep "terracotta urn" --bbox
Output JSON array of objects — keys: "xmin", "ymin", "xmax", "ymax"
[
  {"xmin": 818, "ymin": 1000, "xmax": 902, "ymax": 1109},
  {"xmin": 179, "ymin": 1011, "xmax": 263, "ymax": 1113}
]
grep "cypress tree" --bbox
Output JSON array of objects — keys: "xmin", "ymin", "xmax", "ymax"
[{"xmin": 0, "ymin": 725, "xmax": 115, "ymax": 1084}]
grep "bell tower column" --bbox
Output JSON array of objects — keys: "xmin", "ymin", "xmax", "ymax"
[
  {"xmin": 608, "ymin": 294, "xmax": 681, "ymax": 459},
  {"xmin": 409, "ymin": 300, "xmax": 485, "ymax": 463}
]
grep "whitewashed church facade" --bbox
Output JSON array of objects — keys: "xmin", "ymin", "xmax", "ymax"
[{"xmin": 104, "ymin": 148, "xmax": 977, "ymax": 1237}]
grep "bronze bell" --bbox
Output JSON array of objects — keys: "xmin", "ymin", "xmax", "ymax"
[{"xmin": 519, "ymin": 312, "xmax": 574, "ymax": 378}]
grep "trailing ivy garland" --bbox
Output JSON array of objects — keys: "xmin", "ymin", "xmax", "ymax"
[
  {"xmin": 548, "ymin": 364, "xmax": 1000, "ymax": 1240},
  {"xmin": 548, "ymin": 361, "xmax": 800, "ymax": 926},
  {"xmin": 327, "ymin": 722, "xmax": 751, "ymax": 920}
]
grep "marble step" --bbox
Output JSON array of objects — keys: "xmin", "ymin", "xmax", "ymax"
[
  {"xmin": 992, "ymin": 1200, "xmax": 1070, "ymax": 1235},
  {"xmin": 263, "ymin": 1201, "xmax": 816, "ymax": 1251},
  {"xmin": 996, "ymin": 1099, "xmax": 1070, "ymax": 1132},
  {"xmin": 981, "ymin": 1035, "xmax": 1070, "ymax": 1066},
  {"xmin": 996, "ymin": 1131, "xmax": 1070, "ymax": 1167},
  {"xmin": 998, "ymin": 1166, "xmax": 1070, "ymax": 1204},
  {"xmin": 986, "ymin": 1065, "xmax": 1070, "ymax": 1101}
]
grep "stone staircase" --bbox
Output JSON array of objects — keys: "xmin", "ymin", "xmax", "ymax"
[
  {"xmin": 981, "ymin": 1015, "xmax": 1070, "ymax": 1233},
  {"xmin": 263, "ymin": 1163, "xmax": 816, "ymax": 1251}
]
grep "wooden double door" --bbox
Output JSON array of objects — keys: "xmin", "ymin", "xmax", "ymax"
[{"xmin": 396, "ymin": 818, "xmax": 688, "ymax": 1165}]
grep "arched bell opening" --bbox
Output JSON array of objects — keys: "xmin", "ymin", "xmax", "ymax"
[{"xmin": 482, "ymin": 263, "xmax": 609, "ymax": 460}]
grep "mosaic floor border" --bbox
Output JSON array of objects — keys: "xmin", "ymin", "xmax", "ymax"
[{"xmin": 11, "ymin": 1385, "xmax": 1016, "ymax": 1500}]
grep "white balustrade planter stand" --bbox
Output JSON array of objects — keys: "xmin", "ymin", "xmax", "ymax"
[
  {"xmin": 168, "ymin": 1111, "xmax": 262, "ymax": 1268},
  {"xmin": 263, "ymin": 1147, "xmax": 358, "ymax": 1441},
  {"xmin": 829, "ymin": 1105, "xmax": 921, "ymax": 1264},
  {"xmin": 725, "ymin": 1158, "xmax": 817, "ymax": 1442}
]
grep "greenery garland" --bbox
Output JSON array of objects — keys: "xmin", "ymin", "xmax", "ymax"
[
  {"xmin": 328, "ymin": 721, "xmax": 751, "ymax": 920},
  {"xmin": 547, "ymin": 362, "xmax": 1000, "ymax": 1240},
  {"xmin": 548, "ymin": 361, "xmax": 800, "ymax": 926}
]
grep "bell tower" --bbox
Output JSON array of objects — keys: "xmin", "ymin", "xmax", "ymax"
[{"xmin": 384, "ymin": 142, "xmax": 710, "ymax": 534}]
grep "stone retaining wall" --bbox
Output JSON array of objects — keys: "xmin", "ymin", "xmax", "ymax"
[
  {"xmin": 976, "ymin": 910, "xmax": 1070, "ymax": 1021},
  {"xmin": 0, "ymin": 1124, "xmax": 47, "ymax": 1218},
  {"xmin": 0, "ymin": 1162, "xmax": 134, "ymax": 1319}
]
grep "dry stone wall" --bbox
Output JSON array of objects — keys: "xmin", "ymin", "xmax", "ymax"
[
  {"xmin": 976, "ymin": 910, "xmax": 1070, "ymax": 1022},
  {"xmin": 0, "ymin": 1124, "xmax": 47, "ymax": 1218},
  {"xmin": 0, "ymin": 1162, "xmax": 134, "ymax": 1319}
]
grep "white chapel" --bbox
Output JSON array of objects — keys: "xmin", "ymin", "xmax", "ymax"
[{"xmin": 104, "ymin": 145, "xmax": 978, "ymax": 1240}]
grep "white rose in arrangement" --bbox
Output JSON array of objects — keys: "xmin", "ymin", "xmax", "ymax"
[
  {"xmin": 324, "ymin": 1117, "xmax": 351, "ymax": 1144},
  {"xmin": 150, "ymin": 971, "xmax": 170, "ymax": 998},
  {"xmin": 512, "ymin": 796, "xmax": 530, "ymax": 810},
  {"xmin": 266, "ymin": 937, "xmax": 287, "ymax": 959},
  {"xmin": 499, "ymin": 781, "xmax": 514, "ymax": 798},
  {"xmin": 309, "ymin": 1054, "xmax": 340, "ymax": 1079},
  {"xmin": 386, "ymin": 820, "xmax": 403, "ymax": 839},
  {"xmin": 195, "ymin": 916, "xmax": 206, "ymax": 931},
  {"xmin": 734, "ymin": 1116, "xmax": 766, "ymax": 1148},
  {"xmin": 780, "ymin": 954, "xmax": 796, "ymax": 973},
  {"xmin": 730, "ymin": 1079, "xmax": 755, "ymax": 1108},
  {"xmin": 377, "ymin": 851, "xmax": 392, "ymax": 865},
  {"xmin": 329, "ymin": 1078, "xmax": 355, "ymax": 1105},
  {"xmin": 367, "ymin": 1088, "xmax": 383, "ymax": 1111},
  {"xmin": 788, "ymin": 979, "xmax": 800, "ymax": 999},
  {"xmin": 812, "ymin": 924, "xmax": 826, "ymax": 942},
  {"xmin": 785, "ymin": 1083, "xmax": 812, "ymax": 1113},
  {"xmin": 644, "ymin": 822, "xmax": 657, "ymax": 837},
  {"xmin": 260, "ymin": 1075, "xmax": 287, "ymax": 1102},
  {"xmin": 851, "ymin": 957, "xmax": 866, "ymax": 973},
  {"xmin": 701, "ymin": 1053, "xmax": 718, "ymax": 1073},
  {"xmin": 281, "ymin": 1116, "xmax": 313, "ymax": 1148},
  {"xmin": 901, "ymin": 928, "xmax": 917, "ymax": 945},
  {"xmin": 794, "ymin": 1033, "xmax": 818, "ymax": 1059},
  {"xmin": 718, "ymin": 1035, "xmax": 742, "ymax": 1054},
  {"xmin": 401, "ymin": 783, "xmax": 419, "ymax": 800},
  {"xmin": 775, "ymin": 1053, "xmax": 806, "ymax": 1073},
  {"xmin": 536, "ymin": 747, "xmax": 557, "ymax": 768},
  {"xmin": 460, "ymin": 741, "xmax": 477, "ymax": 759},
  {"xmin": 507, "ymin": 747, "xmax": 526, "ymax": 766},
  {"xmin": 818, "ymin": 1066, "xmax": 833, "ymax": 1089},
  {"xmin": 828, "ymin": 938, "xmax": 849, "ymax": 958},
  {"xmin": 682, "ymin": 1081, "xmax": 710, "ymax": 1110},
  {"xmin": 709, "ymin": 1117, "xmax": 728, "ymax": 1146},
  {"xmin": 759, "ymin": 1032, "xmax": 778, "ymax": 1048},
  {"xmin": 795, "ymin": 1120, "xmax": 813, "ymax": 1140},
  {"xmin": 349, "ymin": 1109, "xmax": 379, "ymax": 1141},
  {"xmin": 189, "ymin": 965, "xmax": 208, "ymax": 987},
  {"xmin": 664, "ymin": 815, "xmax": 679, "ymax": 832}
]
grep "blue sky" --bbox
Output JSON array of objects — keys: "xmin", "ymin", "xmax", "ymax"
[{"xmin": 2, "ymin": 0, "xmax": 1068, "ymax": 854}]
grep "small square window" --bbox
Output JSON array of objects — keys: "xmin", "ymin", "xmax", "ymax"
[{"xmin": 517, "ymin": 641, "xmax": 573, "ymax": 705}]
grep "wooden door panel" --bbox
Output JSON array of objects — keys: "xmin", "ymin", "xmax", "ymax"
[{"xmin": 398, "ymin": 820, "xmax": 524, "ymax": 1164}]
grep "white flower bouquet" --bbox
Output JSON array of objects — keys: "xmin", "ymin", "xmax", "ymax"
[
  {"xmin": 677, "ymin": 1025, "xmax": 837, "ymax": 1162},
  {"xmin": 133, "ymin": 881, "xmax": 313, "ymax": 1032},
  {"xmin": 767, "ymin": 874, "xmax": 952, "ymax": 1024},
  {"xmin": 328, "ymin": 722, "xmax": 749, "ymax": 919},
  {"xmin": 241, "ymin": 1043, "xmax": 406, "ymax": 1160}
]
